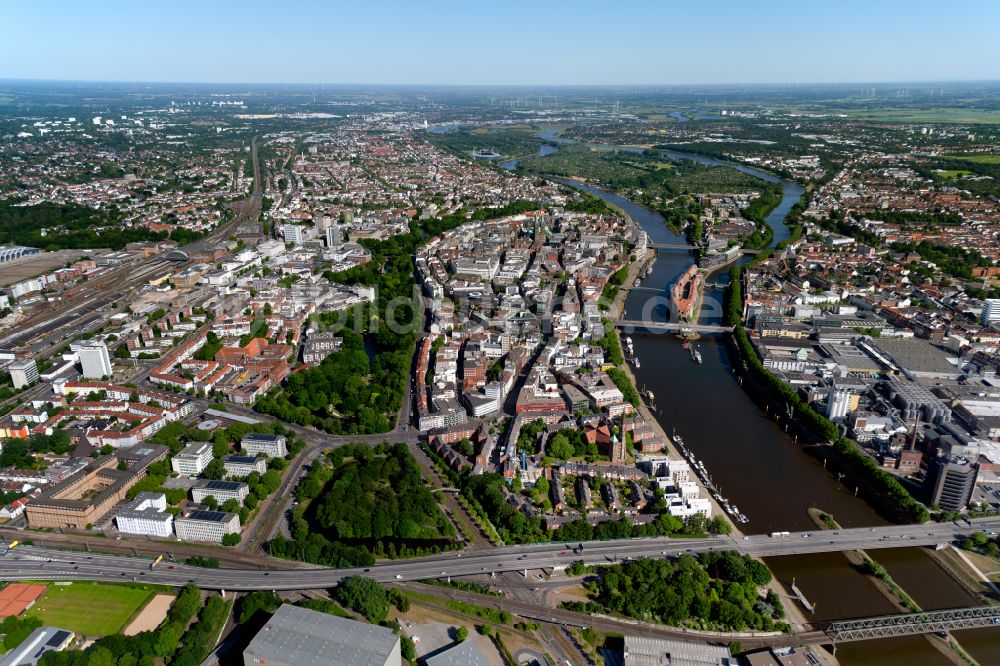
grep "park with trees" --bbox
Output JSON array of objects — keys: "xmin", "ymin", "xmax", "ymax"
[
  {"xmin": 563, "ymin": 552, "xmax": 787, "ymax": 633},
  {"xmin": 269, "ymin": 442, "xmax": 458, "ymax": 566}
]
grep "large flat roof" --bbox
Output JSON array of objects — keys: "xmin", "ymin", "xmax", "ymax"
[
  {"xmin": 180, "ymin": 509, "xmax": 236, "ymax": 523},
  {"xmin": 623, "ymin": 636, "xmax": 734, "ymax": 666},
  {"xmin": 244, "ymin": 604, "xmax": 399, "ymax": 666},
  {"xmin": 424, "ymin": 640, "xmax": 491, "ymax": 666},
  {"xmin": 872, "ymin": 338, "xmax": 959, "ymax": 376}
]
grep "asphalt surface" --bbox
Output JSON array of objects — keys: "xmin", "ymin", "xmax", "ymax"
[{"xmin": 1, "ymin": 519, "xmax": 995, "ymax": 592}]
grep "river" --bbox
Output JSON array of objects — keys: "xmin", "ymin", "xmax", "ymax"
[{"xmin": 499, "ymin": 133, "xmax": 1000, "ymax": 665}]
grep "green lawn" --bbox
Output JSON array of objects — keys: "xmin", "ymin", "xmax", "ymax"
[
  {"xmin": 26, "ymin": 583, "xmax": 153, "ymax": 637},
  {"xmin": 943, "ymin": 154, "xmax": 1000, "ymax": 165}
]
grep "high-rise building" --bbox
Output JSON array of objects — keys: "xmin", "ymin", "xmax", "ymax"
[
  {"xmin": 981, "ymin": 299, "xmax": 1000, "ymax": 325},
  {"xmin": 281, "ymin": 224, "xmax": 303, "ymax": 245},
  {"xmin": 8, "ymin": 358, "xmax": 38, "ymax": 389},
  {"xmin": 926, "ymin": 455, "xmax": 979, "ymax": 511},
  {"xmin": 325, "ymin": 224, "xmax": 342, "ymax": 247},
  {"xmin": 78, "ymin": 342, "xmax": 112, "ymax": 379},
  {"xmin": 827, "ymin": 386, "xmax": 853, "ymax": 420}
]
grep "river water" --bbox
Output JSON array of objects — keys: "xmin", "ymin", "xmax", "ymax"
[{"xmin": 499, "ymin": 133, "xmax": 1000, "ymax": 665}]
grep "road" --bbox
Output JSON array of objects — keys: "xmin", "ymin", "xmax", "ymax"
[{"xmin": 1, "ymin": 519, "xmax": 995, "ymax": 592}]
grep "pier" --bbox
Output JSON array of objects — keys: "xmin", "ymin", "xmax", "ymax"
[{"xmin": 791, "ymin": 579, "xmax": 816, "ymax": 614}]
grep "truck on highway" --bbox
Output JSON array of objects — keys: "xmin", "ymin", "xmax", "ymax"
[
  {"xmin": 150, "ymin": 554, "xmax": 164, "ymax": 570},
  {"xmin": 769, "ymin": 531, "xmax": 791, "ymax": 538}
]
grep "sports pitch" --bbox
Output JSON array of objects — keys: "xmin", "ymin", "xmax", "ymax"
[{"xmin": 26, "ymin": 583, "xmax": 154, "ymax": 637}]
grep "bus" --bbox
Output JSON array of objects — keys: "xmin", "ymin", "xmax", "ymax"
[{"xmin": 150, "ymin": 554, "xmax": 164, "ymax": 570}]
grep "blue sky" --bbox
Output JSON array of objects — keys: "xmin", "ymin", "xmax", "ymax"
[{"xmin": 5, "ymin": 0, "xmax": 999, "ymax": 85}]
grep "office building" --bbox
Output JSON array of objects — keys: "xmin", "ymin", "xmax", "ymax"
[
  {"xmin": 982, "ymin": 298, "xmax": 1000, "ymax": 325},
  {"xmin": 926, "ymin": 455, "xmax": 979, "ymax": 512},
  {"xmin": 174, "ymin": 509, "xmax": 240, "ymax": 542},
  {"xmin": 223, "ymin": 455, "xmax": 267, "ymax": 478},
  {"xmin": 26, "ymin": 456, "xmax": 141, "ymax": 529},
  {"xmin": 78, "ymin": 342, "xmax": 112, "ymax": 379},
  {"xmin": 191, "ymin": 480, "xmax": 249, "ymax": 506},
  {"xmin": 281, "ymin": 224, "xmax": 304, "ymax": 245},
  {"xmin": 241, "ymin": 433, "xmax": 287, "ymax": 458},
  {"xmin": 115, "ymin": 492, "xmax": 173, "ymax": 538},
  {"xmin": 243, "ymin": 603, "xmax": 401, "ymax": 666},
  {"xmin": 8, "ymin": 359, "xmax": 38, "ymax": 389},
  {"xmin": 325, "ymin": 224, "xmax": 342, "ymax": 247},
  {"xmin": 171, "ymin": 441, "xmax": 214, "ymax": 476}
]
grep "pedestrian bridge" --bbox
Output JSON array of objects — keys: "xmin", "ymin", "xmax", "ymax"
[
  {"xmin": 613, "ymin": 320, "xmax": 734, "ymax": 334},
  {"xmin": 823, "ymin": 606, "xmax": 1000, "ymax": 642}
]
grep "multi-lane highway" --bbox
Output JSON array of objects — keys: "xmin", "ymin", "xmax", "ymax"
[{"xmin": 1, "ymin": 518, "xmax": 995, "ymax": 592}]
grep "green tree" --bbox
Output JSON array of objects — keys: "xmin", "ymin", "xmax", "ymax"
[
  {"xmin": 237, "ymin": 591, "xmax": 281, "ymax": 623},
  {"xmin": 86, "ymin": 647, "xmax": 115, "ymax": 666},
  {"xmin": 335, "ymin": 577, "xmax": 388, "ymax": 623},
  {"xmin": 548, "ymin": 432, "xmax": 574, "ymax": 459},
  {"xmin": 201, "ymin": 458, "xmax": 225, "ymax": 480},
  {"xmin": 212, "ymin": 436, "xmax": 230, "ymax": 458}
]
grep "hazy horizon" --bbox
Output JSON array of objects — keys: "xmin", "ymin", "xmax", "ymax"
[
  {"xmin": 6, "ymin": 0, "xmax": 1000, "ymax": 86},
  {"xmin": 4, "ymin": 77, "xmax": 1000, "ymax": 88}
]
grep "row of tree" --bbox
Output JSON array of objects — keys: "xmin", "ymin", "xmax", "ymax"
[
  {"xmin": 38, "ymin": 584, "xmax": 219, "ymax": 666},
  {"xmin": 725, "ymin": 263, "xmax": 929, "ymax": 523}
]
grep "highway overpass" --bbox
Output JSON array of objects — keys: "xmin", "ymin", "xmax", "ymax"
[{"xmin": 0, "ymin": 519, "xmax": 994, "ymax": 592}]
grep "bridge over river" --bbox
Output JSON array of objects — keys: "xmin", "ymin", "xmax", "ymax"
[
  {"xmin": 647, "ymin": 243, "xmax": 763, "ymax": 255},
  {"xmin": 613, "ymin": 319, "xmax": 734, "ymax": 334}
]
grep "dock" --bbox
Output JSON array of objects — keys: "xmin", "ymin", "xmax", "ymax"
[{"xmin": 790, "ymin": 579, "xmax": 815, "ymax": 614}]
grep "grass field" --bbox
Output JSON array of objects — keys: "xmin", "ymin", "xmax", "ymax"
[
  {"xmin": 935, "ymin": 169, "xmax": 973, "ymax": 178},
  {"xmin": 26, "ymin": 583, "xmax": 154, "ymax": 637},
  {"xmin": 943, "ymin": 154, "xmax": 1000, "ymax": 164},
  {"xmin": 785, "ymin": 106, "xmax": 1000, "ymax": 124}
]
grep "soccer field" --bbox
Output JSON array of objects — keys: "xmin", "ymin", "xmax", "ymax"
[{"xmin": 26, "ymin": 584, "xmax": 154, "ymax": 637}]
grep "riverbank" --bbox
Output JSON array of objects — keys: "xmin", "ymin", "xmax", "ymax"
[
  {"xmin": 606, "ymin": 231, "xmax": 738, "ymax": 533},
  {"xmin": 515, "ymin": 142, "xmax": 1000, "ymax": 665},
  {"xmin": 808, "ymin": 509, "xmax": 919, "ymax": 611},
  {"xmin": 808, "ymin": 509, "xmax": 978, "ymax": 666}
]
